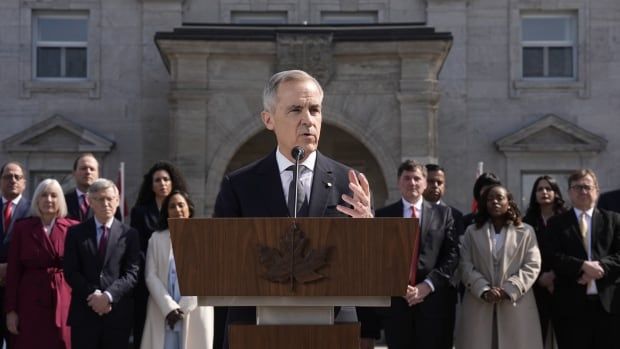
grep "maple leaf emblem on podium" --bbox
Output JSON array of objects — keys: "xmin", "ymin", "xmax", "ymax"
[{"xmin": 258, "ymin": 223, "xmax": 332, "ymax": 286}]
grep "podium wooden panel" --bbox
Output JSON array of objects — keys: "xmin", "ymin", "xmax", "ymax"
[
  {"xmin": 169, "ymin": 217, "xmax": 418, "ymax": 349},
  {"xmin": 229, "ymin": 323, "xmax": 360, "ymax": 349},
  {"xmin": 169, "ymin": 217, "xmax": 417, "ymax": 297}
]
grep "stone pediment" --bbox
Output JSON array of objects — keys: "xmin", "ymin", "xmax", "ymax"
[
  {"xmin": 495, "ymin": 114, "xmax": 606, "ymax": 153},
  {"xmin": 2, "ymin": 114, "xmax": 114, "ymax": 153}
]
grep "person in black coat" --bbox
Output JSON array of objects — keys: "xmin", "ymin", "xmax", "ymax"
[
  {"xmin": 547, "ymin": 169, "xmax": 620, "ymax": 349},
  {"xmin": 522, "ymin": 175, "xmax": 567, "ymax": 345},
  {"xmin": 64, "ymin": 179, "xmax": 140, "ymax": 349},
  {"xmin": 64, "ymin": 153, "xmax": 121, "ymax": 222},
  {"xmin": 358, "ymin": 160, "xmax": 458, "ymax": 349},
  {"xmin": 214, "ymin": 70, "xmax": 373, "ymax": 349},
  {"xmin": 130, "ymin": 161, "xmax": 188, "ymax": 348}
]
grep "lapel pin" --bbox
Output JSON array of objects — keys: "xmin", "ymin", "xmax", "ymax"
[{"xmin": 324, "ymin": 181, "xmax": 332, "ymax": 188}]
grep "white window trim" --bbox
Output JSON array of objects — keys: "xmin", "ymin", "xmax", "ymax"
[
  {"xmin": 19, "ymin": 2, "xmax": 101, "ymax": 99},
  {"xmin": 520, "ymin": 13, "xmax": 577, "ymax": 80},
  {"xmin": 508, "ymin": 2, "xmax": 589, "ymax": 99},
  {"xmin": 33, "ymin": 12, "xmax": 89, "ymax": 81}
]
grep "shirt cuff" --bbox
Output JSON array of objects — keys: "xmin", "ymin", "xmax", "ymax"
[
  {"xmin": 104, "ymin": 291, "xmax": 113, "ymax": 303},
  {"xmin": 423, "ymin": 278, "xmax": 435, "ymax": 292}
]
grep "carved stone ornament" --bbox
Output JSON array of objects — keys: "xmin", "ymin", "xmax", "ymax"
[
  {"xmin": 258, "ymin": 222, "xmax": 332, "ymax": 291},
  {"xmin": 276, "ymin": 33, "xmax": 333, "ymax": 86}
]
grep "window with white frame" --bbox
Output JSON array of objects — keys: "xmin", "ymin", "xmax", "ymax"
[
  {"xmin": 521, "ymin": 13, "xmax": 576, "ymax": 79},
  {"xmin": 33, "ymin": 12, "xmax": 89, "ymax": 79},
  {"xmin": 320, "ymin": 11, "xmax": 378, "ymax": 24},
  {"xmin": 231, "ymin": 11, "xmax": 288, "ymax": 24}
]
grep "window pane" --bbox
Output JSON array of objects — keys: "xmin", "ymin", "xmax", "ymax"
[
  {"xmin": 548, "ymin": 47, "xmax": 573, "ymax": 77},
  {"xmin": 230, "ymin": 11, "xmax": 288, "ymax": 24},
  {"xmin": 522, "ymin": 17, "xmax": 573, "ymax": 41},
  {"xmin": 38, "ymin": 17, "xmax": 88, "ymax": 42},
  {"xmin": 65, "ymin": 48, "xmax": 87, "ymax": 77},
  {"xmin": 321, "ymin": 11, "xmax": 378, "ymax": 24},
  {"xmin": 37, "ymin": 47, "xmax": 61, "ymax": 77},
  {"xmin": 523, "ymin": 47, "xmax": 544, "ymax": 77}
]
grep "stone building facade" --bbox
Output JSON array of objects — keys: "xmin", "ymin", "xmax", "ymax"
[{"xmin": 0, "ymin": 0, "xmax": 618, "ymax": 214}]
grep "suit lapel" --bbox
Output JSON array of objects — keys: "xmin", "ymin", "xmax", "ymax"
[
  {"xmin": 29, "ymin": 219, "xmax": 55, "ymax": 256},
  {"xmin": 420, "ymin": 201, "xmax": 433, "ymax": 239},
  {"xmin": 591, "ymin": 209, "xmax": 604, "ymax": 260},
  {"xmin": 501, "ymin": 224, "xmax": 519, "ymax": 278},
  {"xmin": 566, "ymin": 210, "xmax": 588, "ymax": 257},
  {"xmin": 257, "ymin": 151, "xmax": 289, "ymax": 217},
  {"xmin": 3, "ymin": 199, "xmax": 30, "ymax": 244},
  {"xmin": 308, "ymin": 152, "xmax": 334, "ymax": 217}
]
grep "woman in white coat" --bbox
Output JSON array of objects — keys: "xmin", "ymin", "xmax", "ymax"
[
  {"xmin": 141, "ymin": 190, "xmax": 213, "ymax": 349},
  {"xmin": 456, "ymin": 184, "xmax": 543, "ymax": 349}
]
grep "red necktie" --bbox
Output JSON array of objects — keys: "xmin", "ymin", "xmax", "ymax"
[
  {"xmin": 409, "ymin": 205, "xmax": 420, "ymax": 285},
  {"xmin": 3, "ymin": 201, "xmax": 13, "ymax": 232},
  {"xmin": 80, "ymin": 195, "xmax": 89, "ymax": 220},
  {"xmin": 98, "ymin": 226, "xmax": 109, "ymax": 260}
]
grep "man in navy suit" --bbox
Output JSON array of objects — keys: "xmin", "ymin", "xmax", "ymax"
[
  {"xmin": 358, "ymin": 160, "xmax": 458, "ymax": 349},
  {"xmin": 0, "ymin": 162, "xmax": 30, "ymax": 346},
  {"xmin": 64, "ymin": 178, "xmax": 140, "ymax": 349},
  {"xmin": 424, "ymin": 164, "xmax": 465, "ymax": 237},
  {"xmin": 548, "ymin": 169, "xmax": 620, "ymax": 349},
  {"xmin": 213, "ymin": 70, "xmax": 373, "ymax": 349},
  {"xmin": 65, "ymin": 153, "xmax": 121, "ymax": 222}
]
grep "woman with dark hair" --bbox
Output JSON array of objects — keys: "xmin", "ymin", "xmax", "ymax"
[
  {"xmin": 462, "ymin": 172, "xmax": 502, "ymax": 229},
  {"xmin": 141, "ymin": 190, "xmax": 212, "ymax": 349},
  {"xmin": 523, "ymin": 175, "xmax": 567, "ymax": 348},
  {"xmin": 131, "ymin": 161, "xmax": 188, "ymax": 347},
  {"xmin": 456, "ymin": 185, "xmax": 542, "ymax": 349},
  {"xmin": 5, "ymin": 179, "xmax": 79, "ymax": 349}
]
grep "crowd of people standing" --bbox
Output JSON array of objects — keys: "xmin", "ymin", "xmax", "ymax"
[{"xmin": 0, "ymin": 69, "xmax": 618, "ymax": 349}]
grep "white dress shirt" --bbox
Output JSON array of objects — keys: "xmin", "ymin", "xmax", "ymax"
[
  {"xmin": 276, "ymin": 147, "xmax": 316, "ymax": 205},
  {"xmin": 574, "ymin": 207, "xmax": 598, "ymax": 295}
]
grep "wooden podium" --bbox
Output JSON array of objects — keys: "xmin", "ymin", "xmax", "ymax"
[{"xmin": 169, "ymin": 217, "xmax": 417, "ymax": 349}]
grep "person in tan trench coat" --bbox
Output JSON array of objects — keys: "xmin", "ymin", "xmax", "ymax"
[
  {"xmin": 456, "ymin": 185, "xmax": 543, "ymax": 349},
  {"xmin": 141, "ymin": 191, "xmax": 213, "ymax": 349}
]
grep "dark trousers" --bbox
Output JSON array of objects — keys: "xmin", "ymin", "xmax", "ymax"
[
  {"xmin": 358, "ymin": 288, "xmax": 456, "ymax": 349},
  {"xmin": 553, "ymin": 295, "xmax": 619, "ymax": 349},
  {"xmin": 0, "ymin": 287, "xmax": 9, "ymax": 348},
  {"xmin": 72, "ymin": 325, "xmax": 131, "ymax": 349},
  {"xmin": 214, "ymin": 307, "xmax": 228, "ymax": 349}
]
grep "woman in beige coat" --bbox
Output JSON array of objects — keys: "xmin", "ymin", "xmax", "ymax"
[
  {"xmin": 141, "ymin": 190, "xmax": 213, "ymax": 349},
  {"xmin": 456, "ymin": 185, "xmax": 543, "ymax": 349}
]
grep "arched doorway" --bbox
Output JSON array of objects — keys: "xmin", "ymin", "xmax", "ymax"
[{"xmin": 226, "ymin": 124, "xmax": 389, "ymax": 207}]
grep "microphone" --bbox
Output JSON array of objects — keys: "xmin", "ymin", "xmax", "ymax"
[
  {"xmin": 290, "ymin": 146, "xmax": 305, "ymax": 219},
  {"xmin": 291, "ymin": 146, "xmax": 305, "ymax": 162}
]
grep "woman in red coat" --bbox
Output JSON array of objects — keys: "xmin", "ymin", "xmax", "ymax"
[{"xmin": 5, "ymin": 178, "xmax": 78, "ymax": 349}]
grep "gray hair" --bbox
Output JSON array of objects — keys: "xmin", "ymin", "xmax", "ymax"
[
  {"xmin": 87, "ymin": 178, "xmax": 119, "ymax": 196},
  {"xmin": 262, "ymin": 70, "xmax": 324, "ymax": 113},
  {"xmin": 30, "ymin": 179, "xmax": 68, "ymax": 218}
]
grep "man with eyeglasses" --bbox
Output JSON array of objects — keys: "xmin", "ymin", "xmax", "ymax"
[
  {"xmin": 0, "ymin": 162, "xmax": 30, "ymax": 346},
  {"xmin": 546, "ymin": 169, "xmax": 620, "ymax": 349}
]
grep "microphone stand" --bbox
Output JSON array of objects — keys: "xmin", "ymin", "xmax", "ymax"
[{"xmin": 290, "ymin": 146, "xmax": 304, "ymax": 291}]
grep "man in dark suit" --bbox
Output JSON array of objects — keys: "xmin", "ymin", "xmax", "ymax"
[
  {"xmin": 213, "ymin": 69, "xmax": 373, "ymax": 349},
  {"xmin": 424, "ymin": 164, "xmax": 464, "ymax": 237},
  {"xmin": 548, "ymin": 169, "xmax": 620, "ymax": 349},
  {"xmin": 358, "ymin": 160, "xmax": 458, "ymax": 349},
  {"xmin": 65, "ymin": 153, "xmax": 121, "ymax": 222},
  {"xmin": 597, "ymin": 188, "xmax": 620, "ymax": 213},
  {"xmin": 0, "ymin": 162, "xmax": 30, "ymax": 347},
  {"xmin": 64, "ymin": 178, "xmax": 140, "ymax": 349}
]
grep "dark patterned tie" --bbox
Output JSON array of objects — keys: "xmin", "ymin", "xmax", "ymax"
[
  {"xmin": 98, "ymin": 225, "xmax": 109, "ymax": 261},
  {"xmin": 287, "ymin": 165, "xmax": 307, "ymax": 217}
]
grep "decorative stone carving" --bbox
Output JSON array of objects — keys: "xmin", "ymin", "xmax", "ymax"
[{"xmin": 277, "ymin": 33, "xmax": 333, "ymax": 86}]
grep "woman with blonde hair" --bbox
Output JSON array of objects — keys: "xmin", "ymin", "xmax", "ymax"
[{"xmin": 5, "ymin": 179, "xmax": 79, "ymax": 349}]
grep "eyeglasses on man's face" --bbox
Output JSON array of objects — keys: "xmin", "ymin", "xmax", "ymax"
[
  {"xmin": 570, "ymin": 184, "xmax": 595, "ymax": 193},
  {"xmin": 1, "ymin": 174, "xmax": 24, "ymax": 181}
]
